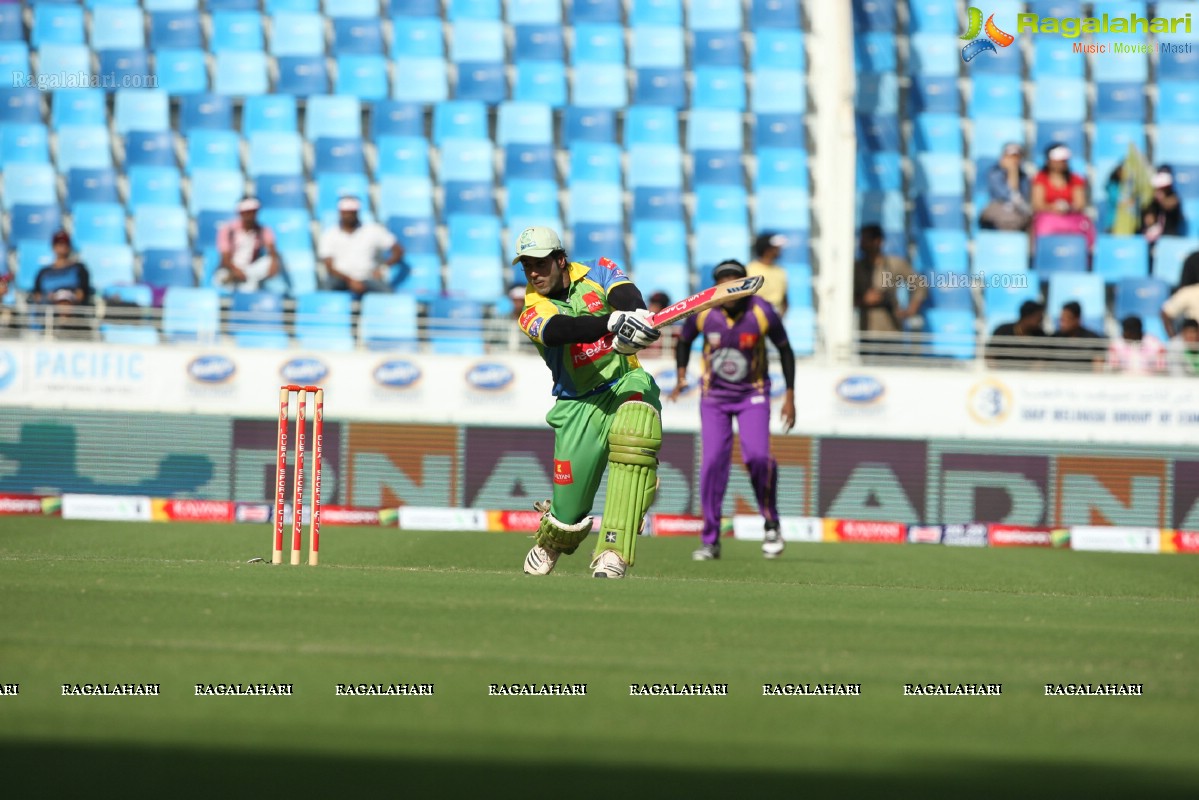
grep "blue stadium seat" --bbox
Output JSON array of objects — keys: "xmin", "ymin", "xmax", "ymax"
[
  {"xmin": 194, "ymin": 211, "xmax": 225, "ymax": 250},
  {"xmin": 927, "ymin": 279, "xmax": 974, "ymax": 312},
  {"xmin": 394, "ymin": 253, "xmax": 441, "ymax": 296},
  {"xmin": 0, "ymin": 5, "xmax": 22, "ymax": 41},
  {"xmin": 776, "ymin": 230, "xmax": 811, "ymax": 268},
  {"xmin": 973, "ymin": 230, "xmax": 1029, "ymax": 276},
  {"xmin": 694, "ymin": 223, "xmax": 749, "ymax": 272},
  {"xmin": 1159, "ymin": 53, "xmax": 1199, "ymax": 85},
  {"xmin": 693, "ymin": 150, "xmax": 742, "ymax": 185},
  {"xmin": 323, "ymin": 0, "xmax": 380, "ymax": 18},
  {"xmin": 255, "ymin": 175, "xmax": 306, "ymax": 208},
  {"xmin": 751, "ymin": 0, "xmax": 800, "ymax": 28},
  {"xmin": 756, "ymin": 148, "xmax": 808, "ymax": 190},
  {"xmin": 1095, "ymin": 81, "xmax": 1145, "ymax": 122},
  {"xmin": 1032, "ymin": 37, "xmax": 1081, "ymax": 79},
  {"xmin": 969, "ymin": 75, "xmax": 1022, "ymax": 119},
  {"xmin": 514, "ymin": 61, "xmax": 567, "ymax": 106},
  {"xmin": 908, "ymin": 34, "xmax": 958, "ymax": 77},
  {"xmin": 214, "ymin": 52, "xmax": 270, "ymax": 95},
  {"xmin": 918, "ymin": 229, "xmax": 969, "ymax": 274},
  {"xmin": 504, "ymin": 143, "xmax": 554, "ymax": 180},
  {"xmin": 270, "ymin": 13, "xmax": 325, "ymax": 57},
  {"xmin": 636, "ymin": 67, "xmax": 687, "ymax": 108},
  {"xmin": 229, "ymin": 291, "xmax": 289, "ymax": 348},
  {"xmin": 1157, "ymin": 125, "xmax": 1199, "ymax": 166},
  {"xmin": 755, "ymin": 187, "xmax": 810, "ymax": 231},
  {"xmin": 451, "ymin": 19, "xmax": 505, "ymax": 63},
  {"xmin": 694, "ymin": 30, "xmax": 741, "ymax": 67},
  {"xmin": 695, "ymin": 185, "xmax": 748, "ymax": 226},
  {"xmin": 632, "ymin": 219, "xmax": 687, "ymax": 262},
  {"xmin": 259, "ymin": 208, "xmax": 313, "ymax": 250},
  {"xmin": 786, "ymin": 262, "xmax": 814, "ymax": 307},
  {"xmin": 1094, "ymin": 38, "xmax": 1149, "ymax": 83},
  {"xmin": 0, "ymin": 42, "xmax": 29, "ymax": 87},
  {"xmin": 1033, "ymin": 78, "xmax": 1087, "ymax": 122},
  {"xmin": 912, "ymin": 112, "xmax": 962, "ymax": 154},
  {"xmin": 188, "ymin": 169, "xmax": 245, "ymax": 214},
  {"xmin": 631, "ymin": 0, "xmax": 682, "ymax": 26},
  {"xmin": 370, "ymin": 101, "xmax": 422, "ymax": 138},
  {"xmin": 100, "ymin": 323, "xmax": 160, "ymax": 345},
  {"xmin": 180, "ymin": 94, "xmax": 234, "ymax": 131},
  {"xmin": 377, "ymin": 176, "xmax": 433, "ymax": 219},
  {"xmin": 455, "ymin": 62, "xmax": 506, "ymax": 103},
  {"xmin": 1093, "ymin": 235, "xmax": 1149, "ymax": 282},
  {"xmin": 272, "ymin": 249, "xmax": 315, "ymax": 296},
  {"xmin": 907, "ymin": 0, "xmax": 955, "ymax": 33},
  {"xmin": 563, "ymin": 106, "xmax": 616, "ymax": 144},
  {"xmin": 248, "ymin": 132, "xmax": 303, "ymax": 177},
  {"xmin": 101, "ymin": 283, "xmax": 153, "ymax": 311},
  {"xmin": 275, "ymin": 55, "xmax": 329, "ymax": 96},
  {"xmin": 208, "ymin": 0, "xmax": 263, "ymax": 9},
  {"xmin": 11, "ymin": 205, "xmax": 61, "ymax": 245},
  {"xmin": 856, "ymin": 72, "xmax": 898, "ymax": 115},
  {"xmin": 625, "ymin": 105, "xmax": 678, "ymax": 146},
  {"xmin": 573, "ymin": 22, "xmax": 625, "ymax": 64},
  {"xmin": 100, "ymin": 50, "xmax": 151, "ymax": 89},
  {"xmin": 162, "ymin": 287, "xmax": 221, "ymax": 343},
  {"xmin": 211, "ymin": 11, "xmax": 263, "ymax": 52},
  {"xmin": 924, "ymin": 310, "xmax": 977, "ymax": 359},
  {"xmin": 439, "ymin": 139, "xmax": 494, "ymax": 183},
  {"xmin": 150, "ymin": 11, "xmax": 202, "ymax": 49},
  {"xmin": 632, "ymin": 186, "xmax": 683, "ymax": 221},
  {"xmin": 512, "ymin": 23, "xmax": 562, "ymax": 61},
  {"xmin": 316, "ymin": 172, "xmax": 371, "ymax": 219},
  {"xmin": 1046, "ymin": 272, "xmax": 1105, "ymax": 331},
  {"xmin": 689, "ymin": 0, "xmax": 741, "ymax": 30},
  {"xmin": 1093, "ymin": 122, "xmax": 1145, "ymax": 176},
  {"xmin": 134, "ymin": 205, "xmax": 189, "ymax": 251},
  {"xmin": 857, "ymin": 191, "xmax": 904, "ymax": 236},
  {"xmin": 114, "ymin": 90, "xmax": 170, "ymax": 135},
  {"xmin": 969, "ymin": 117, "xmax": 1024, "ymax": 162},
  {"xmin": 572, "ymin": 222, "xmax": 626, "ymax": 265},
  {"xmin": 268, "ymin": 0, "xmax": 317, "ymax": 11},
  {"xmin": 445, "ymin": 256, "xmax": 504, "ymax": 304},
  {"xmin": 0, "ymin": 89, "xmax": 41, "ymax": 124},
  {"xmin": 693, "ymin": 67, "xmax": 746, "ymax": 110},
  {"xmin": 244, "ymin": 95, "xmax": 297, "ymax": 134},
  {"xmin": 335, "ymin": 54, "xmax": 389, "ymax": 100},
  {"xmin": 1157, "ymin": 81, "xmax": 1199, "ymax": 125},
  {"xmin": 314, "ymin": 138, "xmax": 365, "ymax": 174},
  {"xmin": 392, "ymin": 0, "xmax": 440, "ymax": 16},
  {"xmin": 425, "ymin": 296, "xmax": 485, "ymax": 355},
  {"xmin": 186, "ymin": 130, "xmax": 240, "ymax": 173},
  {"xmin": 443, "ymin": 181, "xmax": 495, "ymax": 216},
  {"xmin": 910, "ymin": 75, "xmax": 958, "ymax": 114},
  {"xmin": 914, "ymin": 152, "xmax": 964, "ymax": 196},
  {"xmin": 751, "ymin": 69, "xmax": 804, "ymax": 113},
  {"xmin": 67, "ymin": 168, "xmax": 118, "ymax": 206},
  {"xmin": 1, "ymin": 164, "xmax": 56, "ymax": 209},
  {"xmin": 91, "ymin": 6, "xmax": 144, "ymax": 51},
  {"xmin": 142, "ymin": 249, "xmax": 195, "ymax": 289},
  {"xmin": 752, "ymin": 28, "xmax": 803, "ymax": 72},
  {"xmin": 81, "ymin": 244, "xmax": 136, "ymax": 292},
  {"xmin": 386, "ymin": 216, "xmax": 437, "ymax": 255},
  {"xmin": 567, "ymin": 181, "xmax": 622, "ymax": 225},
  {"xmin": 1030, "ymin": 0, "xmax": 1081, "ymax": 17},
  {"xmin": 55, "ymin": 125, "xmax": 112, "ymax": 172},
  {"xmin": 783, "ymin": 306, "xmax": 815, "ymax": 356},
  {"xmin": 14, "ymin": 240, "xmax": 53, "ymax": 293},
  {"xmin": 1033, "ymin": 234, "xmax": 1089, "ymax": 274},
  {"xmin": 128, "ymin": 165, "xmax": 183, "ymax": 209},
  {"xmin": 72, "ymin": 202, "xmax": 127, "ymax": 245},
  {"xmin": 51, "ymin": 89, "xmax": 105, "ymax": 129},
  {"xmin": 305, "ymin": 95, "xmax": 362, "ymax": 140},
  {"xmin": 1114, "ymin": 277, "xmax": 1170, "ymax": 338},
  {"xmin": 755, "ymin": 113, "xmax": 803, "ymax": 149},
  {"xmin": 572, "ymin": 0, "xmax": 621, "ymax": 23},
  {"xmin": 1152, "ymin": 236, "xmax": 1199, "ymax": 286},
  {"xmin": 913, "ymin": 195, "xmax": 964, "ymax": 230},
  {"xmin": 505, "ymin": 178, "xmax": 559, "ymax": 229},
  {"xmin": 357, "ymin": 293, "xmax": 419, "ymax": 350},
  {"xmin": 155, "ymin": 49, "xmax": 209, "ymax": 94},
  {"xmin": 125, "ymin": 130, "xmax": 175, "ymax": 168},
  {"xmin": 376, "ymin": 135, "xmax": 429, "ymax": 177},
  {"xmin": 33, "ymin": 4, "xmax": 84, "ymax": 47},
  {"xmin": 1, "ymin": 123, "xmax": 48, "ymax": 165},
  {"xmin": 447, "ymin": 213, "xmax": 502, "ymax": 259},
  {"xmin": 857, "ymin": 151, "xmax": 902, "ymax": 192},
  {"xmin": 295, "ymin": 291, "xmax": 354, "ymax": 349},
  {"xmin": 627, "ymin": 144, "xmax": 682, "ymax": 188},
  {"xmin": 497, "ymin": 101, "xmax": 553, "ymax": 145},
  {"xmin": 632, "ymin": 25, "xmax": 684, "ymax": 69},
  {"xmin": 433, "ymin": 100, "xmax": 489, "ymax": 143},
  {"xmin": 572, "ymin": 64, "xmax": 628, "ymax": 108},
  {"xmin": 391, "ymin": 16, "xmax": 444, "ymax": 58},
  {"xmin": 333, "ymin": 17, "xmax": 383, "ymax": 55},
  {"xmin": 569, "ymin": 142, "xmax": 621, "ymax": 184},
  {"xmin": 855, "ymin": 32, "xmax": 896, "ymax": 74}
]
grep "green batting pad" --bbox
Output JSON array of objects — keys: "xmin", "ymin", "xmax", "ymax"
[
  {"xmin": 598, "ymin": 402, "xmax": 661, "ymax": 565},
  {"xmin": 536, "ymin": 510, "xmax": 593, "ymax": 555}
]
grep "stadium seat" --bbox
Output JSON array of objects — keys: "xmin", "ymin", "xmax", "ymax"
[
  {"xmin": 694, "ymin": 150, "xmax": 742, "ymax": 186},
  {"xmin": 0, "ymin": 5, "xmax": 22, "ymax": 42},
  {"xmin": 912, "ymin": 113, "xmax": 962, "ymax": 154},
  {"xmin": 370, "ymin": 101, "xmax": 422, "ymax": 139},
  {"xmin": 1157, "ymin": 125, "xmax": 1199, "ymax": 166},
  {"xmin": 55, "ymin": 125, "xmax": 112, "ymax": 172},
  {"xmin": 358, "ymin": 293, "xmax": 419, "ymax": 351},
  {"xmin": 253, "ymin": 175, "xmax": 304, "ymax": 209},
  {"xmin": 128, "ymin": 165, "xmax": 183, "ymax": 209},
  {"xmin": 316, "ymin": 172, "xmax": 371, "ymax": 220},
  {"xmin": 376, "ymin": 136, "xmax": 429, "ymax": 178},
  {"xmin": 569, "ymin": 142, "xmax": 621, "ymax": 185},
  {"xmin": 1033, "ymin": 79, "xmax": 1087, "ymax": 123},
  {"xmin": 444, "ymin": 178, "xmax": 495, "ymax": 216},
  {"xmin": 505, "ymin": 178, "xmax": 559, "ymax": 229},
  {"xmin": 195, "ymin": 210, "xmax": 226, "ymax": 250},
  {"xmin": 694, "ymin": 30, "xmax": 741, "ymax": 67},
  {"xmin": 80, "ymin": 244, "xmax": 136, "ymax": 293},
  {"xmin": 1093, "ymin": 235, "xmax": 1149, "ymax": 282},
  {"xmin": 230, "ymin": 291, "xmax": 290, "ymax": 348},
  {"xmin": 100, "ymin": 324, "xmax": 161, "ymax": 346},
  {"xmin": 756, "ymin": 187, "xmax": 810, "ymax": 231},
  {"xmin": 305, "ymin": 95, "xmax": 362, "ymax": 140},
  {"xmin": 572, "ymin": 222, "xmax": 626, "ymax": 265},
  {"xmin": 162, "ymin": 287, "xmax": 221, "ymax": 343},
  {"xmin": 208, "ymin": 0, "xmax": 262, "ymax": 10},
  {"xmin": 856, "ymin": 72, "xmax": 898, "ymax": 116},
  {"xmin": 386, "ymin": 216, "xmax": 437, "ymax": 256},
  {"xmin": 334, "ymin": 18, "xmax": 383, "ymax": 55},
  {"xmin": 0, "ymin": 42, "xmax": 29, "ymax": 87},
  {"xmin": 568, "ymin": 181, "xmax": 621, "ymax": 225},
  {"xmin": 211, "ymin": 11, "xmax": 263, "ymax": 52},
  {"xmin": 14, "ymin": 240, "xmax": 54, "ymax": 293},
  {"xmin": 1, "ymin": 123, "xmax": 48, "ymax": 165},
  {"xmin": 857, "ymin": 191, "xmax": 905, "ymax": 238},
  {"xmin": 295, "ymin": 291, "xmax": 354, "ymax": 350},
  {"xmin": 259, "ymin": 208, "xmax": 312, "ymax": 251},
  {"xmin": 125, "ymin": 130, "xmax": 175, "ymax": 168},
  {"xmin": 754, "ymin": 28, "xmax": 804, "ymax": 72},
  {"xmin": 751, "ymin": 0, "xmax": 800, "ymax": 28},
  {"xmin": 1095, "ymin": 82, "xmax": 1146, "ymax": 122},
  {"xmin": 155, "ymin": 49, "xmax": 209, "ymax": 94},
  {"xmin": 248, "ymin": 132, "xmax": 303, "ymax": 177},
  {"xmin": 1034, "ymin": 122, "xmax": 1086, "ymax": 173},
  {"xmin": 439, "ymin": 139, "xmax": 494, "ymax": 183},
  {"xmin": 751, "ymin": 69, "xmax": 804, "ymax": 114},
  {"xmin": 973, "ymin": 230, "xmax": 1029, "ymax": 276},
  {"xmin": 323, "ymin": 0, "xmax": 380, "ymax": 18},
  {"xmin": 1032, "ymin": 37, "xmax": 1081, "ymax": 79},
  {"xmin": 180, "ymin": 94, "xmax": 234, "ymax": 131},
  {"xmin": 1156, "ymin": 82, "xmax": 1199, "ymax": 125},
  {"xmin": 572, "ymin": 0, "xmax": 621, "ymax": 23},
  {"xmin": 142, "ymin": 249, "xmax": 196, "ymax": 289},
  {"xmin": 392, "ymin": 253, "xmax": 441, "ymax": 296},
  {"xmin": 924, "ymin": 310, "xmax": 977, "ymax": 359},
  {"xmin": 377, "ymin": 176, "xmax": 433, "ymax": 220},
  {"xmin": 563, "ymin": 106, "xmax": 616, "ymax": 145},
  {"xmin": 433, "ymin": 100, "xmax": 489, "ymax": 144},
  {"xmin": 67, "ymin": 168, "xmax": 118, "ymax": 206},
  {"xmin": 1093, "ymin": 122, "xmax": 1145, "ymax": 176},
  {"xmin": 244, "ymin": 95, "xmax": 297, "ymax": 134},
  {"xmin": 636, "ymin": 67, "xmax": 687, "ymax": 108},
  {"xmin": 91, "ymin": 6, "xmax": 145, "ymax": 51},
  {"xmin": 1094, "ymin": 38, "xmax": 1149, "ymax": 83},
  {"xmin": 189, "ymin": 169, "xmax": 245, "ymax": 215},
  {"xmin": 632, "ymin": 187, "xmax": 684, "ymax": 222},
  {"xmin": 689, "ymin": 0, "xmax": 742, "ymax": 30},
  {"xmin": 857, "ymin": 113, "xmax": 900, "ymax": 152},
  {"xmin": 270, "ymin": 12, "xmax": 325, "ymax": 57},
  {"xmin": 969, "ymin": 75, "xmax": 1022, "ymax": 119},
  {"xmin": 101, "ymin": 49, "xmax": 152, "ymax": 88},
  {"xmin": 113, "ymin": 90, "xmax": 169, "ymax": 136},
  {"xmin": 335, "ymin": 54, "xmax": 389, "ymax": 100},
  {"xmin": 1152, "ymin": 236, "xmax": 1199, "ymax": 286},
  {"xmin": 451, "ymin": 19, "xmax": 505, "ymax": 64},
  {"xmin": 694, "ymin": 223, "xmax": 749, "ymax": 273},
  {"xmin": 906, "ymin": 0, "xmax": 954, "ymax": 33},
  {"xmin": 625, "ymin": 105, "xmax": 678, "ymax": 147},
  {"xmin": 1033, "ymin": 234, "xmax": 1089, "ymax": 274},
  {"xmin": 497, "ymin": 101, "xmax": 553, "ymax": 146},
  {"xmin": 133, "ymin": 205, "xmax": 188, "ymax": 252},
  {"xmin": 913, "ymin": 195, "xmax": 964, "ymax": 230},
  {"xmin": 755, "ymin": 113, "xmax": 804, "ymax": 149},
  {"xmin": 573, "ymin": 22, "xmax": 624, "ymax": 64},
  {"xmin": 391, "ymin": 57, "xmax": 448, "ymax": 103},
  {"xmin": 447, "ymin": 213, "xmax": 502, "ymax": 259},
  {"xmin": 632, "ymin": 25, "xmax": 685, "ymax": 70},
  {"xmin": 755, "ymin": 148, "xmax": 808, "ymax": 190},
  {"xmin": 425, "ymin": 296, "xmax": 485, "ymax": 355},
  {"xmin": 445, "ymin": 255, "xmax": 505, "ymax": 304},
  {"xmin": 392, "ymin": 16, "xmax": 444, "ymax": 59},
  {"xmin": 513, "ymin": 60, "xmax": 567, "ymax": 106},
  {"xmin": 275, "ymin": 55, "xmax": 329, "ymax": 96},
  {"xmin": 33, "ymin": 4, "xmax": 84, "ymax": 47},
  {"xmin": 632, "ymin": 219, "xmax": 687, "ymax": 264},
  {"xmin": 928, "ymin": 278, "xmax": 974, "ymax": 312},
  {"xmin": 918, "ymin": 230, "xmax": 969, "ymax": 274},
  {"xmin": 150, "ymin": 11, "xmax": 202, "ymax": 50},
  {"xmin": 455, "ymin": 62, "xmax": 507, "ymax": 103},
  {"xmin": 186, "ymin": 130, "xmax": 240, "ymax": 173},
  {"xmin": 314, "ymin": 138, "xmax": 365, "ymax": 174},
  {"xmin": 214, "ymin": 52, "xmax": 270, "ymax": 95},
  {"xmin": 1046, "ymin": 273, "xmax": 1105, "ymax": 331},
  {"xmin": 855, "ymin": 32, "xmax": 896, "ymax": 74},
  {"xmin": 72, "ymin": 202, "xmax": 127, "ymax": 246},
  {"xmin": 910, "ymin": 75, "xmax": 959, "ymax": 114},
  {"xmin": 695, "ymin": 185, "xmax": 748, "ymax": 227},
  {"xmin": 857, "ymin": 151, "xmax": 902, "ymax": 192},
  {"xmin": 969, "ymin": 118, "xmax": 1024, "ymax": 163},
  {"xmin": 2, "ymin": 164, "xmax": 54, "ymax": 212},
  {"xmin": 570, "ymin": 64, "xmax": 627, "ymax": 108},
  {"xmin": 914, "ymin": 153, "xmax": 963, "ymax": 196},
  {"xmin": 908, "ymin": 34, "xmax": 958, "ymax": 77},
  {"xmin": 0, "ymin": 89, "xmax": 41, "ymax": 125},
  {"xmin": 688, "ymin": 108, "xmax": 742, "ymax": 152},
  {"xmin": 627, "ymin": 144, "xmax": 682, "ymax": 188},
  {"xmin": 504, "ymin": 142, "xmax": 554, "ymax": 181}
]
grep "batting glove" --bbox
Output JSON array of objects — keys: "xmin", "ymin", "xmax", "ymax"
[{"xmin": 607, "ymin": 309, "xmax": 661, "ymax": 355}]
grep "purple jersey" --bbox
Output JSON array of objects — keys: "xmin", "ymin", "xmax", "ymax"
[{"xmin": 678, "ymin": 296, "xmax": 789, "ymax": 398}]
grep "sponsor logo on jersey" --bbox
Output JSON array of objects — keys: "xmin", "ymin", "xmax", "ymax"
[
  {"xmin": 519, "ymin": 307, "xmax": 539, "ymax": 329},
  {"xmin": 554, "ymin": 460, "xmax": 573, "ymax": 485},
  {"xmin": 583, "ymin": 292, "xmax": 604, "ymax": 313},
  {"xmin": 188, "ymin": 355, "xmax": 236, "ymax": 383},
  {"xmin": 739, "ymin": 333, "xmax": 759, "ymax": 349},
  {"xmin": 570, "ymin": 339, "xmax": 614, "ymax": 367},
  {"xmin": 528, "ymin": 318, "xmax": 544, "ymax": 340}
]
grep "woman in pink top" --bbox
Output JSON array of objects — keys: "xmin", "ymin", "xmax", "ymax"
[{"xmin": 1031, "ymin": 144, "xmax": 1095, "ymax": 249}]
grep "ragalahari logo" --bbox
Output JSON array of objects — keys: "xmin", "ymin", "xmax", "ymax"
[{"xmin": 961, "ymin": 7, "xmax": 1014, "ymax": 61}]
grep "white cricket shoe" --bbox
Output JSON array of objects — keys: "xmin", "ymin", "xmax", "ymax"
[
  {"xmin": 762, "ymin": 521, "xmax": 785, "ymax": 559},
  {"xmin": 523, "ymin": 544, "xmax": 560, "ymax": 576},
  {"xmin": 590, "ymin": 549, "xmax": 627, "ymax": 579},
  {"xmin": 691, "ymin": 543, "xmax": 720, "ymax": 561}
]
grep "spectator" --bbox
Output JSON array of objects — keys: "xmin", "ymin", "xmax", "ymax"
[
  {"xmin": 746, "ymin": 233, "xmax": 789, "ymax": 316},
  {"xmin": 980, "ymin": 142, "xmax": 1032, "ymax": 231},
  {"xmin": 1050, "ymin": 301, "xmax": 1105, "ymax": 370},
  {"xmin": 31, "ymin": 230, "xmax": 92, "ymax": 338},
  {"xmin": 642, "ymin": 291, "xmax": 672, "ymax": 358},
  {"xmin": 1031, "ymin": 144, "xmax": 1094, "ymax": 250},
  {"xmin": 987, "ymin": 300, "xmax": 1047, "ymax": 365},
  {"xmin": 1161, "ymin": 274, "xmax": 1199, "ymax": 338},
  {"xmin": 1143, "ymin": 167, "xmax": 1185, "ymax": 245},
  {"xmin": 853, "ymin": 224, "xmax": 926, "ymax": 357},
  {"xmin": 1108, "ymin": 316, "xmax": 1166, "ymax": 374},
  {"xmin": 214, "ymin": 197, "xmax": 281, "ymax": 292},
  {"xmin": 647, "ymin": 291, "xmax": 670, "ymax": 314},
  {"xmin": 1168, "ymin": 319, "xmax": 1199, "ymax": 376},
  {"xmin": 318, "ymin": 197, "xmax": 404, "ymax": 297}
]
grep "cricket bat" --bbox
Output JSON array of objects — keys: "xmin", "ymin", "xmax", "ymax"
[{"xmin": 647, "ymin": 275, "xmax": 765, "ymax": 329}]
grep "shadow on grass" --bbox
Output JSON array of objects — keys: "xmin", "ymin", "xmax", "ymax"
[{"xmin": 7, "ymin": 740, "xmax": 1197, "ymax": 799}]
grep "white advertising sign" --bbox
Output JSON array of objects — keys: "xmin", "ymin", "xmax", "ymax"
[
  {"xmin": 1069, "ymin": 526, "xmax": 1161, "ymax": 554},
  {"xmin": 62, "ymin": 493, "xmax": 152, "ymax": 522}
]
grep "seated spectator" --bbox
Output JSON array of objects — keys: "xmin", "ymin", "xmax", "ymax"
[
  {"xmin": 980, "ymin": 142, "xmax": 1032, "ymax": 231},
  {"xmin": 641, "ymin": 291, "xmax": 672, "ymax": 358},
  {"xmin": 318, "ymin": 197, "xmax": 404, "ymax": 298},
  {"xmin": 747, "ymin": 232, "xmax": 788, "ymax": 316},
  {"xmin": 215, "ymin": 198, "xmax": 281, "ymax": 292},
  {"xmin": 1049, "ymin": 301, "xmax": 1105, "ymax": 370},
  {"xmin": 1167, "ymin": 319, "xmax": 1199, "ymax": 376},
  {"xmin": 647, "ymin": 291, "xmax": 671, "ymax": 315},
  {"xmin": 1161, "ymin": 276, "xmax": 1199, "ymax": 338},
  {"xmin": 1031, "ymin": 143, "xmax": 1094, "ymax": 250},
  {"xmin": 854, "ymin": 224, "xmax": 926, "ymax": 358},
  {"xmin": 1143, "ymin": 166, "xmax": 1186, "ymax": 245},
  {"xmin": 987, "ymin": 300, "xmax": 1047, "ymax": 366},
  {"xmin": 1108, "ymin": 315, "xmax": 1166, "ymax": 374},
  {"xmin": 31, "ymin": 230, "xmax": 92, "ymax": 338}
]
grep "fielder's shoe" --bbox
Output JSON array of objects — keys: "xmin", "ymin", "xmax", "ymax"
[
  {"xmin": 523, "ymin": 544, "xmax": 560, "ymax": 576},
  {"xmin": 590, "ymin": 549, "xmax": 627, "ymax": 579},
  {"xmin": 691, "ymin": 543, "xmax": 721, "ymax": 561},
  {"xmin": 762, "ymin": 520, "xmax": 785, "ymax": 559}
]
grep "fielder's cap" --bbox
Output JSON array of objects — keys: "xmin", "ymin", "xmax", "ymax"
[
  {"xmin": 1048, "ymin": 145, "xmax": 1071, "ymax": 161},
  {"xmin": 1152, "ymin": 171, "xmax": 1174, "ymax": 189},
  {"xmin": 1002, "ymin": 142, "xmax": 1024, "ymax": 157},
  {"xmin": 237, "ymin": 197, "xmax": 261, "ymax": 212},
  {"xmin": 712, "ymin": 259, "xmax": 748, "ymax": 281},
  {"xmin": 753, "ymin": 232, "xmax": 787, "ymax": 252},
  {"xmin": 511, "ymin": 225, "xmax": 563, "ymax": 264},
  {"xmin": 337, "ymin": 196, "xmax": 361, "ymax": 212},
  {"xmin": 51, "ymin": 229, "xmax": 71, "ymax": 246}
]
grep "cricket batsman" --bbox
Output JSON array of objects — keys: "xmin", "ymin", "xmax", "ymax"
[
  {"xmin": 669, "ymin": 259, "xmax": 796, "ymax": 561},
  {"xmin": 514, "ymin": 226, "xmax": 663, "ymax": 579}
]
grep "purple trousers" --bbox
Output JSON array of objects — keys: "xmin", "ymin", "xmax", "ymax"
[{"xmin": 699, "ymin": 392, "xmax": 779, "ymax": 545}]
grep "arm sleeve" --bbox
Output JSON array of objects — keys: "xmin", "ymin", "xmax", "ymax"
[
  {"xmin": 216, "ymin": 222, "xmax": 233, "ymax": 255},
  {"xmin": 674, "ymin": 314, "xmax": 700, "ymax": 369},
  {"xmin": 77, "ymin": 264, "xmax": 92, "ymax": 300},
  {"xmin": 608, "ymin": 282, "xmax": 646, "ymax": 312},
  {"xmin": 764, "ymin": 303, "xmax": 795, "ymax": 390},
  {"xmin": 987, "ymin": 167, "xmax": 1011, "ymax": 202},
  {"xmin": 542, "ymin": 314, "xmax": 611, "ymax": 346}
]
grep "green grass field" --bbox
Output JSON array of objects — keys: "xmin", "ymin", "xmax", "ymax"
[{"xmin": 1, "ymin": 517, "xmax": 1197, "ymax": 799}]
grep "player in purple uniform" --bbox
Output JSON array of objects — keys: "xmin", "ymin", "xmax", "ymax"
[{"xmin": 669, "ymin": 260, "xmax": 797, "ymax": 560}]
